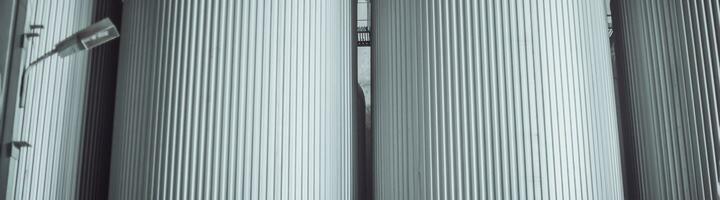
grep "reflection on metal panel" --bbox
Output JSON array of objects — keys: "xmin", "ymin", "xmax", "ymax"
[
  {"xmin": 109, "ymin": 0, "xmax": 355, "ymax": 199},
  {"xmin": 614, "ymin": 0, "xmax": 720, "ymax": 199},
  {"xmin": 373, "ymin": 0, "xmax": 624, "ymax": 199}
]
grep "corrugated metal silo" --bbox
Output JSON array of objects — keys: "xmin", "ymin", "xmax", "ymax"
[
  {"xmin": 109, "ymin": 0, "xmax": 356, "ymax": 199},
  {"xmin": 613, "ymin": 0, "xmax": 720, "ymax": 199},
  {"xmin": 373, "ymin": 0, "xmax": 624, "ymax": 199}
]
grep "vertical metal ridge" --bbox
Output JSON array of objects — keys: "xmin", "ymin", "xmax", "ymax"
[
  {"xmin": 109, "ymin": 0, "xmax": 355, "ymax": 199},
  {"xmin": 374, "ymin": 0, "xmax": 624, "ymax": 199},
  {"xmin": 614, "ymin": 0, "xmax": 720, "ymax": 199}
]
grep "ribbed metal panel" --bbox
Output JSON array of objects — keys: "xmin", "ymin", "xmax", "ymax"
[
  {"xmin": 373, "ymin": 0, "xmax": 624, "ymax": 199},
  {"xmin": 5, "ymin": 0, "xmax": 120, "ymax": 199},
  {"xmin": 613, "ymin": 0, "xmax": 720, "ymax": 199},
  {"xmin": 109, "ymin": 0, "xmax": 355, "ymax": 199}
]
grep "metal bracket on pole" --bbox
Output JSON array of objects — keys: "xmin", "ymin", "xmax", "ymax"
[{"xmin": 5, "ymin": 141, "xmax": 30, "ymax": 159}]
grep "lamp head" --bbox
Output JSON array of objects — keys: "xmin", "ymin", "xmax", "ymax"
[{"xmin": 56, "ymin": 18, "xmax": 119, "ymax": 57}]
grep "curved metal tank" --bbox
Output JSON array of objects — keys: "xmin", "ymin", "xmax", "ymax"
[
  {"xmin": 613, "ymin": 0, "xmax": 720, "ymax": 199},
  {"xmin": 372, "ymin": 0, "xmax": 624, "ymax": 199},
  {"xmin": 109, "ymin": 0, "xmax": 356, "ymax": 199}
]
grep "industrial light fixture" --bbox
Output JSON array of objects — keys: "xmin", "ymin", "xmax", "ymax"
[
  {"xmin": 20, "ymin": 18, "xmax": 119, "ymax": 108},
  {"xmin": 28, "ymin": 18, "xmax": 119, "ymax": 66}
]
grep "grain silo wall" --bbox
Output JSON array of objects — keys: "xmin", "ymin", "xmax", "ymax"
[
  {"xmin": 109, "ymin": 0, "xmax": 356, "ymax": 199},
  {"xmin": 373, "ymin": 0, "xmax": 624, "ymax": 199},
  {"xmin": 613, "ymin": 0, "xmax": 720, "ymax": 199}
]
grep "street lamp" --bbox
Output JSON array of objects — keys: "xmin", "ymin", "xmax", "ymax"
[
  {"xmin": 28, "ymin": 18, "xmax": 119, "ymax": 66},
  {"xmin": 20, "ymin": 18, "xmax": 119, "ymax": 108}
]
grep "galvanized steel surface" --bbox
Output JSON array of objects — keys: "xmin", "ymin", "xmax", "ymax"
[
  {"xmin": 373, "ymin": 0, "xmax": 624, "ymax": 199},
  {"xmin": 614, "ymin": 0, "xmax": 720, "ymax": 199},
  {"xmin": 110, "ymin": 0, "xmax": 355, "ymax": 199}
]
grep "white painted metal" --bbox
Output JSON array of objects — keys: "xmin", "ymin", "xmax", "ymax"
[
  {"xmin": 373, "ymin": 0, "xmax": 624, "ymax": 199},
  {"xmin": 109, "ymin": 0, "xmax": 356, "ymax": 199}
]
